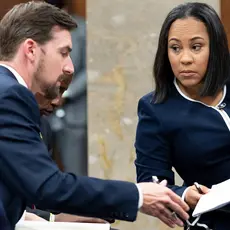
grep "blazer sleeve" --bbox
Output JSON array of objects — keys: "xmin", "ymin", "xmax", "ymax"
[
  {"xmin": 0, "ymin": 84, "xmax": 139, "ymax": 221},
  {"xmin": 135, "ymin": 96, "xmax": 187, "ymax": 197}
]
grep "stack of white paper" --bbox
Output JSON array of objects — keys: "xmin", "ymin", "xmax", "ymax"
[
  {"xmin": 192, "ymin": 179, "xmax": 230, "ymax": 217},
  {"xmin": 15, "ymin": 221, "xmax": 110, "ymax": 230}
]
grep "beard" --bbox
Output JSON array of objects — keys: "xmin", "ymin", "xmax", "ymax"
[
  {"xmin": 43, "ymin": 82, "xmax": 60, "ymax": 100},
  {"xmin": 33, "ymin": 57, "xmax": 60, "ymax": 100}
]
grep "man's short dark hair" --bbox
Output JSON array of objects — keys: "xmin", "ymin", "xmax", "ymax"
[
  {"xmin": 153, "ymin": 2, "xmax": 230, "ymax": 103},
  {"xmin": 0, "ymin": 1, "xmax": 77, "ymax": 61}
]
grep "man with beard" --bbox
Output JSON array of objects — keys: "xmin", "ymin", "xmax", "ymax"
[{"xmin": 0, "ymin": 1, "xmax": 189, "ymax": 229}]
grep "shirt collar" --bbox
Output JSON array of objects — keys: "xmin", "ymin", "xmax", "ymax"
[{"xmin": 0, "ymin": 64, "xmax": 28, "ymax": 88}]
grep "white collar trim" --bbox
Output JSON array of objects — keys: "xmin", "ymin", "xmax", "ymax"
[{"xmin": 173, "ymin": 78, "xmax": 226, "ymax": 108}]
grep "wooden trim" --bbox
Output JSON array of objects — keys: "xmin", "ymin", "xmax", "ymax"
[
  {"xmin": 69, "ymin": 0, "xmax": 86, "ymax": 19},
  {"xmin": 0, "ymin": 0, "xmax": 28, "ymax": 19},
  {"xmin": 221, "ymin": 0, "xmax": 230, "ymax": 48}
]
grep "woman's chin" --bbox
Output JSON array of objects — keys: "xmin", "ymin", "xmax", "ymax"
[{"xmin": 179, "ymin": 78, "xmax": 201, "ymax": 89}]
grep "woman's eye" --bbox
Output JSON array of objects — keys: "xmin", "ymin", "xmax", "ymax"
[
  {"xmin": 170, "ymin": 46, "xmax": 180, "ymax": 53},
  {"xmin": 192, "ymin": 44, "xmax": 201, "ymax": 51}
]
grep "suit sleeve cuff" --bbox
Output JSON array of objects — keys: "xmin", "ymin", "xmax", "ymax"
[{"xmin": 135, "ymin": 184, "xmax": 143, "ymax": 209}]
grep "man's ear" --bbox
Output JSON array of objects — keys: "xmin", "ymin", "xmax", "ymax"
[{"xmin": 22, "ymin": 39, "xmax": 38, "ymax": 62}]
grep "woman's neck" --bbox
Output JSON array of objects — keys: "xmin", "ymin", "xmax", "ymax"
[{"xmin": 177, "ymin": 80, "xmax": 224, "ymax": 107}]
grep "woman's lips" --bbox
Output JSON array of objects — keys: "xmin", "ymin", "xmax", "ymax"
[{"xmin": 179, "ymin": 71, "xmax": 197, "ymax": 77}]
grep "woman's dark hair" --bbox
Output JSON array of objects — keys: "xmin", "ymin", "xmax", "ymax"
[{"xmin": 154, "ymin": 2, "xmax": 230, "ymax": 103}]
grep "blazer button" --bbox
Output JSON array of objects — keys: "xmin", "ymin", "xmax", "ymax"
[{"xmin": 125, "ymin": 213, "xmax": 129, "ymax": 218}]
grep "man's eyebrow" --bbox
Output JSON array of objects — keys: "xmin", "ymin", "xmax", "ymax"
[
  {"xmin": 59, "ymin": 46, "xmax": 72, "ymax": 53},
  {"xmin": 67, "ymin": 46, "xmax": 72, "ymax": 52}
]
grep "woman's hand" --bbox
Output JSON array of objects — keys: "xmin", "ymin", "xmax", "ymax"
[
  {"xmin": 185, "ymin": 184, "xmax": 209, "ymax": 209},
  {"xmin": 25, "ymin": 212, "xmax": 47, "ymax": 221}
]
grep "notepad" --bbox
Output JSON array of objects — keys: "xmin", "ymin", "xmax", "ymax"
[{"xmin": 192, "ymin": 179, "xmax": 230, "ymax": 217}]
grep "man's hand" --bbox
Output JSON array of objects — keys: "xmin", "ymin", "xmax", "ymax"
[
  {"xmin": 185, "ymin": 185, "xmax": 209, "ymax": 209},
  {"xmin": 138, "ymin": 182, "xmax": 189, "ymax": 228},
  {"xmin": 55, "ymin": 213, "xmax": 107, "ymax": 223}
]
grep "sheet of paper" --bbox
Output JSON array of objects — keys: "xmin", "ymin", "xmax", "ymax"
[
  {"xmin": 15, "ymin": 221, "xmax": 110, "ymax": 230},
  {"xmin": 192, "ymin": 179, "xmax": 230, "ymax": 217}
]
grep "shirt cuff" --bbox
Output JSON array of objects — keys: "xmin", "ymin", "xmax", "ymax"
[
  {"xmin": 49, "ymin": 213, "xmax": 55, "ymax": 222},
  {"xmin": 182, "ymin": 187, "xmax": 190, "ymax": 201},
  {"xmin": 135, "ymin": 184, "xmax": 143, "ymax": 209}
]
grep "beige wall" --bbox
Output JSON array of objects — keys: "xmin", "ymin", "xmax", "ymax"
[{"xmin": 87, "ymin": 1, "xmax": 219, "ymax": 229}]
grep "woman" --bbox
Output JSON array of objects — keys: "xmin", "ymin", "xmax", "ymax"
[{"xmin": 135, "ymin": 2, "xmax": 230, "ymax": 229}]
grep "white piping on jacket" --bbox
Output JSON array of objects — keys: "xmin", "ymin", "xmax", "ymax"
[{"xmin": 174, "ymin": 79, "xmax": 230, "ymax": 131}]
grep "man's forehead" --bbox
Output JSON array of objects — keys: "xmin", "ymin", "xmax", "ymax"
[
  {"xmin": 50, "ymin": 26, "xmax": 72, "ymax": 48},
  {"xmin": 51, "ymin": 25, "xmax": 71, "ymax": 35}
]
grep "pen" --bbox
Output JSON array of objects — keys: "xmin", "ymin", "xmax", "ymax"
[
  {"xmin": 152, "ymin": 176, "xmax": 159, "ymax": 183},
  {"xmin": 194, "ymin": 182, "xmax": 204, "ymax": 194}
]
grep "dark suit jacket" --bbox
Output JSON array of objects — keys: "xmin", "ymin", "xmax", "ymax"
[
  {"xmin": 135, "ymin": 86, "xmax": 230, "ymax": 229},
  {"xmin": 0, "ymin": 200, "xmax": 10, "ymax": 230},
  {"xmin": 0, "ymin": 66, "xmax": 139, "ymax": 229}
]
